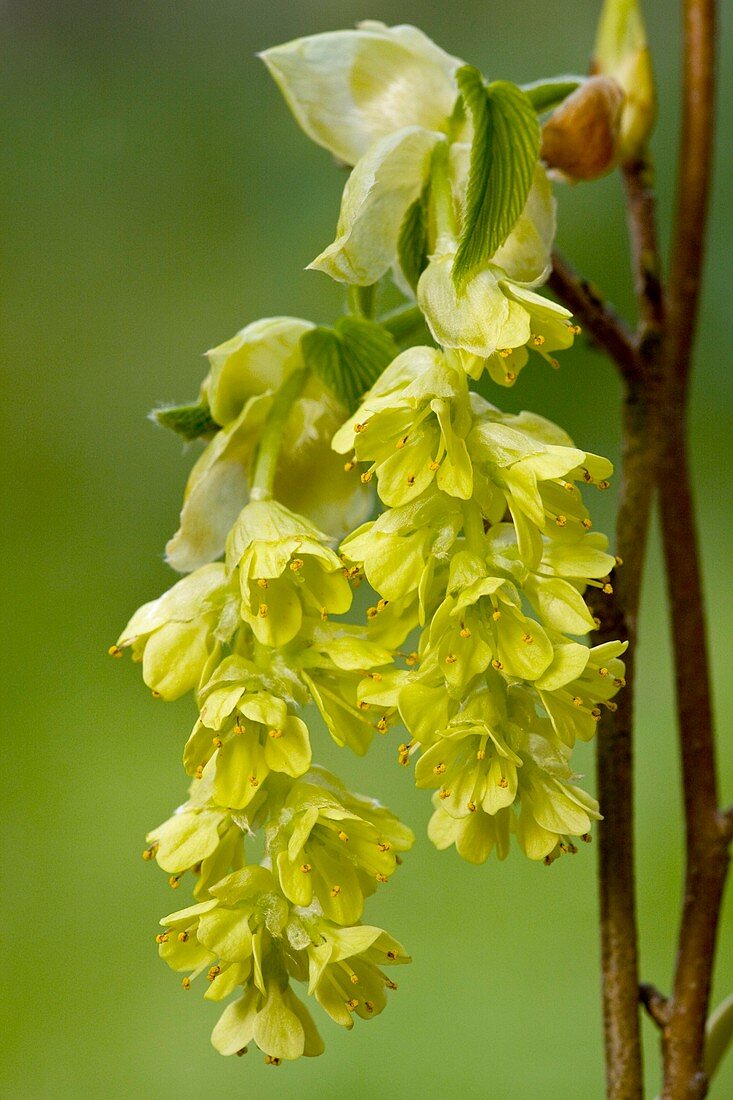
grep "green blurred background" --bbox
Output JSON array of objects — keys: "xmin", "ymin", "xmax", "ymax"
[{"xmin": 3, "ymin": 1, "xmax": 732, "ymax": 1096}]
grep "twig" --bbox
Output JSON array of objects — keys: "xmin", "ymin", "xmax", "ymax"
[
  {"xmin": 549, "ymin": 251, "xmax": 639, "ymax": 383},
  {"xmin": 640, "ymin": 983, "xmax": 671, "ymax": 1030},
  {"xmin": 656, "ymin": 3, "xmax": 729, "ymax": 1098}
]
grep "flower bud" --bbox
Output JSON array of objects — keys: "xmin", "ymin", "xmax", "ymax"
[{"xmin": 540, "ymin": 76, "xmax": 624, "ymax": 182}]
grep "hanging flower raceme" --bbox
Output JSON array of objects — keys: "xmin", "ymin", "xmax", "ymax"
[{"xmin": 115, "ymin": 14, "xmax": 632, "ymax": 1071}]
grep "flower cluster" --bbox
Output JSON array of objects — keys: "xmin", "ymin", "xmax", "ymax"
[
  {"xmin": 116, "ymin": 18, "xmax": 627, "ymax": 1068},
  {"xmin": 117, "ymin": 316, "xmax": 415, "ymax": 1063}
]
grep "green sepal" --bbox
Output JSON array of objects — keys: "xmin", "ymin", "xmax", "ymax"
[
  {"xmin": 152, "ymin": 401, "xmax": 220, "ymax": 442},
  {"xmin": 397, "ymin": 182, "xmax": 430, "ymax": 291},
  {"xmin": 521, "ymin": 76, "xmax": 583, "ymax": 113},
  {"xmin": 300, "ymin": 317, "xmax": 398, "ymax": 413},
  {"xmin": 453, "ymin": 67, "xmax": 540, "ymax": 288}
]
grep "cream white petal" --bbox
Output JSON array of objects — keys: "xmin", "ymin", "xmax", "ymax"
[
  {"xmin": 309, "ymin": 127, "xmax": 442, "ymax": 285},
  {"xmin": 418, "ymin": 254, "xmax": 531, "ymax": 357},
  {"xmin": 260, "ymin": 23, "xmax": 461, "ymax": 165}
]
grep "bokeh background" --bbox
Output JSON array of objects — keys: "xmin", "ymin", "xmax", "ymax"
[{"xmin": 3, "ymin": 1, "xmax": 732, "ymax": 1097}]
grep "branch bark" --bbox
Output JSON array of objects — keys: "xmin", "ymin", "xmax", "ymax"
[{"xmin": 657, "ymin": 4, "xmax": 730, "ymax": 1097}]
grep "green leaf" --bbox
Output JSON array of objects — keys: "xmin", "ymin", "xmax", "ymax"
[
  {"xmin": 453, "ymin": 67, "xmax": 540, "ymax": 289},
  {"xmin": 521, "ymin": 76, "xmax": 583, "ymax": 113},
  {"xmin": 397, "ymin": 183, "xmax": 430, "ymax": 291},
  {"xmin": 300, "ymin": 318, "xmax": 398, "ymax": 413},
  {"xmin": 152, "ymin": 401, "xmax": 220, "ymax": 441}
]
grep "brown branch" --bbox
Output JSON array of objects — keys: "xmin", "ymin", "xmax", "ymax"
[
  {"xmin": 666, "ymin": 0, "xmax": 716, "ymax": 402},
  {"xmin": 640, "ymin": 983, "xmax": 672, "ymax": 1029},
  {"xmin": 549, "ymin": 251, "xmax": 640, "ymax": 383},
  {"xmin": 656, "ymin": 3, "xmax": 728, "ymax": 1098}
]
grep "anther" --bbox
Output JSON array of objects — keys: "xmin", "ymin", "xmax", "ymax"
[
  {"xmin": 142, "ymin": 844, "xmax": 158, "ymax": 861},
  {"xmin": 338, "ymin": 831, "xmax": 349, "ymax": 843},
  {"xmin": 364, "ymin": 1000, "xmax": 375, "ymax": 1013},
  {"xmin": 522, "ymin": 633, "xmax": 533, "ymax": 644},
  {"xmin": 406, "ymin": 474, "xmax": 416, "ymax": 487},
  {"xmin": 377, "ymin": 598, "xmax": 389, "ymax": 611},
  {"xmin": 248, "ymin": 775, "xmax": 259, "ymax": 788},
  {"xmin": 505, "ymin": 371, "xmax": 516, "ymax": 383},
  {"xmin": 532, "ymin": 334, "xmax": 545, "ymax": 347},
  {"xmin": 439, "ymin": 788, "xmax": 451, "ymax": 800},
  {"xmin": 615, "ymin": 555, "xmax": 624, "ymax": 567},
  {"xmin": 598, "ymin": 667, "xmax": 609, "ymax": 678},
  {"xmin": 498, "ymin": 347, "xmax": 512, "ymax": 358},
  {"xmin": 445, "ymin": 653, "xmax": 457, "ymax": 664},
  {"xmin": 428, "ymin": 460, "xmax": 440, "ymax": 470},
  {"xmin": 370, "ymin": 672, "xmax": 383, "ymax": 682},
  {"xmin": 178, "ymin": 931, "xmax": 189, "ymax": 943},
  {"xmin": 376, "ymin": 873, "xmax": 388, "ymax": 883},
  {"xmin": 555, "ymin": 515, "xmax": 567, "ymax": 527},
  {"xmin": 602, "ymin": 582, "xmax": 613, "ymax": 594},
  {"xmin": 377, "ymin": 842, "xmax": 391, "ymax": 852},
  {"xmin": 344, "ymin": 460, "xmax": 356, "ymax": 472},
  {"xmin": 376, "ymin": 717, "xmax": 388, "ymax": 733},
  {"xmin": 573, "ymin": 696, "xmax": 583, "ymax": 707},
  {"xmin": 492, "ymin": 610, "xmax": 501, "ymax": 621},
  {"xmin": 360, "ymin": 470, "xmax": 373, "ymax": 484},
  {"xmin": 300, "ymin": 863, "xmax": 312, "ymax": 874},
  {"xmin": 367, "ymin": 606, "xmax": 378, "ymax": 619},
  {"xmin": 357, "ymin": 700, "xmax": 370, "ymax": 711},
  {"xmin": 155, "ymin": 933, "xmax": 169, "ymax": 944},
  {"xmin": 460, "ymin": 626, "xmax": 471, "ymax": 638},
  {"xmin": 405, "ymin": 652, "xmax": 419, "ymax": 666},
  {"xmin": 207, "ymin": 965, "xmax": 221, "ymax": 982},
  {"xmin": 550, "ymin": 357, "xmax": 560, "ymax": 369},
  {"xmin": 290, "ymin": 558, "xmax": 303, "ymax": 572},
  {"xmin": 212, "ymin": 736, "xmax": 222, "ymax": 748},
  {"xmin": 581, "ymin": 833, "xmax": 593, "ymax": 844},
  {"xmin": 476, "ymin": 749, "xmax": 486, "ymax": 761},
  {"xmin": 467, "ymin": 801, "xmax": 476, "ymax": 813},
  {"xmin": 614, "ymin": 676, "xmax": 626, "ymax": 688},
  {"xmin": 320, "ymin": 608, "xmax": 328, "ymax": 622},
  {"xmin": 491, "ymin": 659, "xmax": 504, "ymax": 670},
  {"xmin": 385, "ymin": 978, "xmax": 398, "ymax": 990},
  {"xmin": 433, "ymin": 762, "xmax": 446, "ymax": 775},
  {"xmin": 498, "ymin": 777, "xmax": 508, "ymax": 788},
  {"xmin": 182, "ymin": 977, "xmax": 191, "ymax": 990},
  {"xmin": 168, "ymin": 875, "xmax": 181, "ymax": 889},
  {"xmin": 236, "ymin": 1048, "xmax": 248, "ymax": 1057},
  {"xmin": 331, "ymin": 885, "xmax": 341, "ymax": 897},
  {"xmin": 597, "ymin": 480, "xmax": 610, "ymax": 490},
  {"xmin": 387, "ymin": 950, "xmax": 398, "ymax": 960},
  {"xmin": 354, "ymin": 422, "xmax": 367, "ymax": 434},
  {"xmin": 258, "ymin": 603, "xmax": 268, "ymax": 618},
  {"xmin": 347, "ymin": 998, "xmax": 359, "ymax": 1011},
  {"xmin": 256, "ymin": 578, "xmax": 269, "ymax": 589},
  {"xmin": 582, "ymin": 519, "xmax": 593, "ymax": 531},
  {"xmin": 591, "ymin": 708, "xmax": 602, "ymax": 721},
  {"xmin": 151, "ymin": 690, "xmax": 161, "ymax": 698},
  {"xmin": 108, "ymin": 644, "xmax": 122, "ymax": 658},
  {"xmin": 194, "ymin": 765, "xmax": 204, "ymax": 780},
  {"xmin": 396, "ymin": 435, "xmax": 409, "ymax": 449},
  {"xmin": 268, "ymin": 728, "xmax": 283, "ymax": 739}
]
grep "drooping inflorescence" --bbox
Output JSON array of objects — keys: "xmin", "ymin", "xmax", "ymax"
[{"xmin": 115, "ymin": 21, "xmax": 625, "ymax": 1064}]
